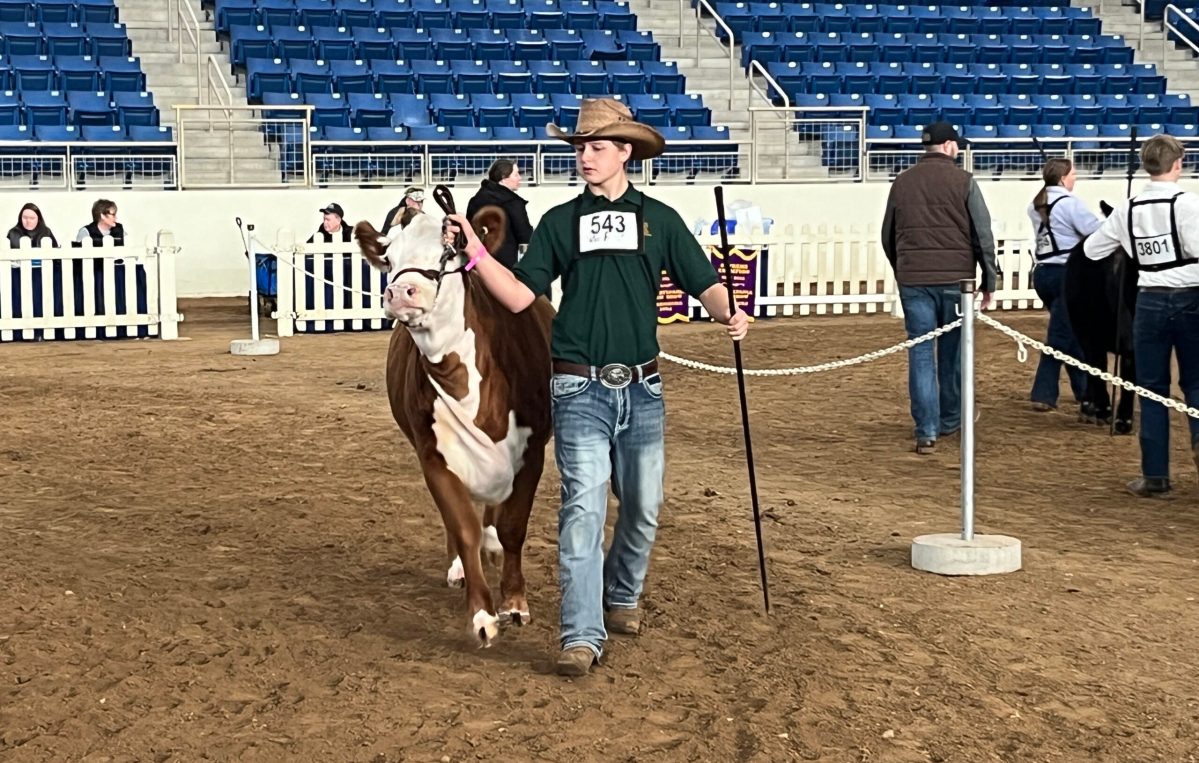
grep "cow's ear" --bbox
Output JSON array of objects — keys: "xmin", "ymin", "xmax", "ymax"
[
  {"xmin": 355, "ymin": 220, "xmax": 392, "ymax": 271},
  {"xmin": 1099, "ymin": 200, "xmax": 1114, "ymax": 218},
  {"xmin": 472, "ymin": 205, "xmax": 507, "ymax": 254}
]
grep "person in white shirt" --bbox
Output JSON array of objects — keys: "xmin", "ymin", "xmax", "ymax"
[
  {"xmin": 1027, "ymin": 158, "xmax": 1103, "ymax": 412},
  {"xmin": 1084, "ymin": 134, "xmax": 1199, "ymax": 498}
]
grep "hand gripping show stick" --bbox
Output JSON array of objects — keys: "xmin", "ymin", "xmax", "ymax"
[{"xmin": 713, "ymin": 186, "xmax": 770, "ymax": 615}]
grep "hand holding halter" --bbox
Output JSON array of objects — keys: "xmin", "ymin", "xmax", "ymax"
[{"xmin": 432, "ymin": 184, "xmax": 467, "ymax": 251}]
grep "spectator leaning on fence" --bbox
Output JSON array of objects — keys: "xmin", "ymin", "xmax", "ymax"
[
  {"xmin": 308, "ymin": 202, "xmax": 353, "ymax": 244},
  {"xmin": 7, "ymin": 203, "xmax": 58, "ymax": 249},
  {"xmin": 881, "ymin": 121, "xmax": 998, "ymax": 457},
  {"xmin": 1083, "ymin": 134, "xmax": 1199, "ymax": 499},
  {"xmin": 73, "ymin": 199, "xmax": 124, "ymax": 248},
  {"xmin": 1027, "ymin": 158, "xmax": 1103, "ymax": 414}
]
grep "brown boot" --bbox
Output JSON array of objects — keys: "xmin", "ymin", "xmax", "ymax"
[
  {"xmin": 604, "ymin": 607, "xmax": 641, "ymax": 635},
  {"xmin": 555, "ymin": 647, "xmax": 597, "ymax": 677}
]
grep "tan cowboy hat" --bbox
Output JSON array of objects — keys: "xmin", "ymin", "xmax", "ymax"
[{"xmin": 546, "ymin": 98, "xmax": 665, "ymax": 160}]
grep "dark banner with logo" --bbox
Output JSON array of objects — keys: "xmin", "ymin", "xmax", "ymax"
[{"xmin": 708, "ymin": 245, "xmax": 761, "ymax": 317}]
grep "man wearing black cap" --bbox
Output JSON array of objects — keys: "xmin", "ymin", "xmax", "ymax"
[
  {"xmin": 308, "ymin": 202, "xmax": 353, "ymax": 244},
  {"xmin": 881, "ymin": 121, "xmax": 997, "ymax": 456}
]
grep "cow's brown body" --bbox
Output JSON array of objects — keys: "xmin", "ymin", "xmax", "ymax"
[{"xmin": 362, "ymin": 207, "xmax": 554, "ymax": 645}]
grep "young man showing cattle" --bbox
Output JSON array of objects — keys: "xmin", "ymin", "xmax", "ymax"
[
  {"xmin": 1084, "ymin": 134, "xmax": 1199, "ymax": 498},
  {"xmin": 1026, "ymin": 159, "xmax": 1102, "ymax": 413},
  {"xmin": 447, "ymin": 98, "xmax": 750, "ymax": 676}
]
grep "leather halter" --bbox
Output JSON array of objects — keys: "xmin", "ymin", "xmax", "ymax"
[{"xmin": 387, "ymin": 184, "xmax": 469, "ymax": 297}]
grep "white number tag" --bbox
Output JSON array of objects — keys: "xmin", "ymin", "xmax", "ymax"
[
  {"xmin": 1135, "ymin": 234, "xmax": 1175, "ymax": 266},
  {"xmin": 579, "ymin": 211, "xmax": 638, "ymax": 253}
]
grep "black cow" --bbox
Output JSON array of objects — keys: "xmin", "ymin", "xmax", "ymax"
[{"xmin": 1063, "ymin": 228, "xmax": 1138, "ymax": 435}]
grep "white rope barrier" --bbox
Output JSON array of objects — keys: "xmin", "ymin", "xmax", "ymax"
[
  {"xmin": 659, "ymin": 309, "xmax": 1199, "ymax": 422},
  {"xmin": 251, "ymin": 238, "xmax": 383, "ymax": 300},
  {"xmin": 976, "ymin": 312, "xmax": 1199, "ymax": 421},
  {"xmin": 659, "ymin": 319, "xmax": 963, "ymax": 376}
]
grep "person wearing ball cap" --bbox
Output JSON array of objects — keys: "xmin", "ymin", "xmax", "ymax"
[
  {"xmin": 445, "ymin": 97, "xmax": 750, "ymax": 677},
  {"xmin": 308, "ymin": 202, "xmax": 352, "ymax": 244},
  {"xmin": 881, "ymin": 120, "xmax": 998, "ymax": 457}
]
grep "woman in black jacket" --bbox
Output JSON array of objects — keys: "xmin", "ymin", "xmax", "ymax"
[
  {"xmin": 7, "ymin": 203, "xmax": 59, "ymax": 248},
  {"xmin": 466, "ymin": 159, "xmax": 533, "ymax": 269}
]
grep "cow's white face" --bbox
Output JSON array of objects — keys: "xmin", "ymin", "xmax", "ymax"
[{"xmin": 382, "ymin": 214, "xmax": 468, "ymax": 361}]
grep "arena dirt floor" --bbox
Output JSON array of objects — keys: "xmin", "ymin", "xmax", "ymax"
[{"xmin": 3, "ymin": 299, "xmax": 1199, "ymax": 763}]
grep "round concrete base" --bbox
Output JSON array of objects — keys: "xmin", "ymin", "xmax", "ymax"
[
  {"xmin": 230, "ymin": 338, "xmax": 280, "ymax": 356},
  {"xmin": 911, "ymin": 533, "xmax": 1022, "ymax": 576}
]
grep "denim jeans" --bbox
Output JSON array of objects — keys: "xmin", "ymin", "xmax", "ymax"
[
  {"xmin": 1132, "ymin": 289, "xmax": 1199, "ymax": 479},
  {"xmin": 1030, "ymin": 264, "xmax": 1089, "ymax": 407},
  {"xmin": 550, "ymin": 370, "xmax": 665, "ymax": 659},
  {"xmin": 899, "ymin": 284, "xmax": 962, "ymax": 441}
]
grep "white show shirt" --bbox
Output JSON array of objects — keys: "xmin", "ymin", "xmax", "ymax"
[{"xmin": 1084, "ymin": 180, "xmax": 1199, "ymax": 288}]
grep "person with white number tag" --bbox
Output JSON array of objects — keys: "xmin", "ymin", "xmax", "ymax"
[
  {"xmin": 1085, "ymin": 134, "xmax": 1199, "ymax": 498},
  {"xmin": 444, "ymin": 98, "xmax": 748, "ymax": 677}
]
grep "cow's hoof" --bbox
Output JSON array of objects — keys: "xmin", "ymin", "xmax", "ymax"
[
  {"xmin": 447, "ymin": 556, "xmax": 465, "ymax": 588},
  {"xmin": 482, "ymin": 525, "xmax": 503, "ymax": 568},
  {"xmin": 472, "ymin": 609, "xmax": 500, "ymax": 647},
  {"xmin": 498, "ymin": 607, "xmax": 531, "ymax": 627},
  {"xmin": 1115, "ymin": 419, "xmax": 1134, "ymax": 435}
]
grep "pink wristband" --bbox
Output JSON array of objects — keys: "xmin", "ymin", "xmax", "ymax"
[{"xmin": 465, "ymin": 244, "xmax": 489, "ymax": 271}]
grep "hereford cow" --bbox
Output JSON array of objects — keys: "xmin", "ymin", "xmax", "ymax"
[
  {"xmin": 1063, "ymin": 231, "xmax": 1137, "ymax": 435},
  {"xmin": 356, "ymin": 208, "xmax": 555, "ymax": 647}
]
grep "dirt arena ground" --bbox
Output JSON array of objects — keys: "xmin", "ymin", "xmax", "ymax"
[{"xmin": 3, "ymin": 300, "xmax": 1198, "ymax": 762}]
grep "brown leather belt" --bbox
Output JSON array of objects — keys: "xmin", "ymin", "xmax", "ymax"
[{"xmin": 552, "ymin": 358, "xmax": 659, "ymax": 389}]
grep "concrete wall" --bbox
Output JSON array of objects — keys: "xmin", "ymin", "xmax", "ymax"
[{"xmin": 10, "ymin": 175, "xmax": 1192, "ymax": 297}]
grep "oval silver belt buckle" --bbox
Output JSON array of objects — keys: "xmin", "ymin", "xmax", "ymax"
[{"xmin": 599, "ymin": 363, "xmax": 632, "ymax": 389}]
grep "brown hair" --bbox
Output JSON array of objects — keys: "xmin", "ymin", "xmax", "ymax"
[
  {"xmin": 1141, "ymin": 134, "xmax": 1184, "ymax": 177},
  {"xmin": 487, "ymin": 159, "xmax": 517, "ymax": 183},
  {"xmin": 91, "ymin": 198, "xmax": 116, "ymax": 224},
  {"xmin": 1032, "ymin": 158, "xmax": 1073, "ymax": 228}
]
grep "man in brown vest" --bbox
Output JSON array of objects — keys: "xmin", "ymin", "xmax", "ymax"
[{"xmin": 881, "ymin": 121, "xmax": 997, "ymax": 455}]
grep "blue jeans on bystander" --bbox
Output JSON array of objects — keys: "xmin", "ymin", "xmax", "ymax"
[
  {"xmin": 550, "ymin": 370, "xmax": 665, "ymax": 661},
  {"xmin": 1131, "ymin": 289, "xmax": 1199, "ymax": 480},
  {"xmin": 899, "ymin": 284, "xmax": 962, "ymax": 442}
]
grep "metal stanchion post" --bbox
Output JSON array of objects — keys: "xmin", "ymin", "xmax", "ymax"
[
  {"xmin": 960, "ymin": 279, "xmax": 975, "ymax": 542},
  {"xmin": 230, "ymin": 218, "xmax": 280, "ymax": 357},
  {"xmin": 909, "ymin": 280, "xmax": 1020, "ymax": 576}
]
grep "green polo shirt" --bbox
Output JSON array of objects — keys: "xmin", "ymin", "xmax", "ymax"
[{"xmin": 513, "ymin": 184, "xmax": 720, "ymax": 367}]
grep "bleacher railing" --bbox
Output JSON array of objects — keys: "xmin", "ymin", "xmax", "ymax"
[
  {"xmin": 0, "ymin": 141, "xmax": 180, "ymax": 190},
  {"xmin": 306, "ymin": 139, "xmax": 748, "ymax": 188},
  {"xmin": 748, "ymin": 106, "xmax": 869, "ymax": 181},
  {"xmin": 863, "ymin": 136, "xmax": 1180, "ymax": 181},
  {"xmin": 173, "ymin": 104, "xmax": 313, "ymax": 188},
  {"xmin": 1164, "ymin": 4, "xmax": 1199, "ymax": 58}
]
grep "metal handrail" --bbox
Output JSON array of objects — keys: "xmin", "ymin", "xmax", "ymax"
[
  {"xmin": 1163, "ymin": 4, "xmax": 1199, "ymax": 59},
  {"xmin": 204, "ymin": 55, "xmax": 235, "ymax": 111},
  {"xmin": 171, "ymin": 0, "xmax": 203, "ymax": 104},
  {"xmin": 173, "ymin": 105, "xmax": 314, "ymax": 188},
  {"xmin": 693, "ymin": 0, "xmax": 737, "ymax": 109},
  {"xmin": 748, "ymin": 60, "xmax": 788, "ymax": 109}
]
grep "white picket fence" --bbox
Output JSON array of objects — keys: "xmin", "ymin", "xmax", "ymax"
[
  {"xmin": 261, "ymin": 222, "xmax": 1042, "ymax": 336},
  {"xmin": 259, "ymin": 233, "xmax": 394, "ymax": 338},
  {"xmin": 687, "ymin": 221, "xmax": 1041, "ymax": 321},
  {"xmin": 0, "ymin": 234, "xmax": 182, "ymax": 342}
]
